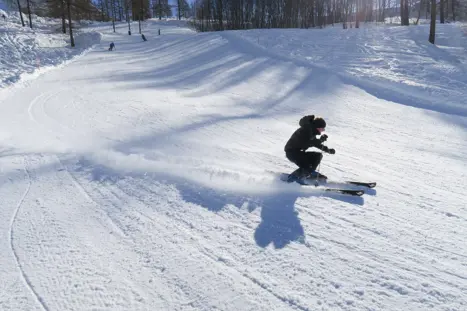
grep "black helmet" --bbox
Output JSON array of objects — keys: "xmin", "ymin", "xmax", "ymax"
[{"xmin": 312, "ymin": 117, "xmax": 326, "ymax": 129}]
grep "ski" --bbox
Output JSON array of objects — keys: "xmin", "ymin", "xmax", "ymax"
[
  {"xmin": 298, "ymin": 182, "xmax": 365, "ymax": 196},
  {"xmin": 324, "ymin": 188, "xmax": 365, "ymax": 196},
  {"xmin": 278, "ymin": 172, "xmax": 372, "ymax": 196},
  {"xmin": 344, "ymin": 181, "xmax": 376, "ymax": 188},
  {"xmin": 315, "ymin": 180, "xmax": 377, "ymax": 188},
  {"xmin": 278, "ymin": 172, "xmax": 376, "ymax": 189}
]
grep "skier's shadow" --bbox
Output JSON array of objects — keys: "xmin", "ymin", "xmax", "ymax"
[
  {"xmin": 159, "ymin": 178, "xmax": 364, "ymax": 249},
  {"xmin": 254, "ymin": 190, "xmax": 364, "ymax": 249},
  {"xmin": 253, "ymin": 192, "xmax": 305, "ymax": 249},
  {"xmin": 71, "ymin": 157, "xmax": 365, "ymax": 250},
  {"xmin": 171, "ymin": 180, "xmax": 364, "ymax": 249}
]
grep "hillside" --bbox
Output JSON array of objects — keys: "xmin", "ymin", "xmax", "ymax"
[
  {"xmin": 0, "ymin": 19, "xmax": 466, "ymax": 311},
  {"xmin": 0, "ymin": 11, "xmax": 107, "ymax": 88}
]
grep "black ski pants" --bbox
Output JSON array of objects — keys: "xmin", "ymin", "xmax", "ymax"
[{"xmin": 286, "ymin": 150, "xmax": 323, "ymax": 172}]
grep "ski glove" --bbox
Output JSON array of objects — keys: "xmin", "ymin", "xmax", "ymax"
[
  {"xmin": 319, "ymin": 134, "xmax": 328, "ymax": 142},
  {"xmin": 322, "ymin": 146, "xmax": 336, "ymax": 154}
]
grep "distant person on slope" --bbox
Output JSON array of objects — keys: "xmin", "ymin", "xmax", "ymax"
[{"xmin": 284, "ymin": 115, "xmax": 335, "ymax": 183}]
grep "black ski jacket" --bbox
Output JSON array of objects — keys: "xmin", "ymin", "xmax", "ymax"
[{"xmin": 284, "ymin": 115, "xmax": 325, "ymax": 152}]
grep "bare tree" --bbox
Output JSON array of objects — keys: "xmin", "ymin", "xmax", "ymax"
[
  {"xmin": 15, "ymin": 0, "xmax": 26, "ymax": 26},
  {"xmin": 415, "ymin": 0, "xmax": 424, "ymax": 25},
  {"xmin": 126, "ymin": 0, "xmax": 132, "ymax": 34},
  {"xmin": 66, "ymin": 0, "xmax": 75, "ymax": 47},
  {"xmin": 400, "ymin": 0, "xmax": 409, "ymax": 25},
  {"xmin": 452, "ymin": 0, "xmax": 456, "ymax": 20},
  {"xmin": 429, "ymin": 0, "xmax": 436, "ymax": 43},
  {"xmin": 61, "ymin": 0, "xmax": 67, "ymax": 33},
  {"xmin": 440, "ymin": 0, "xmax": 445, "ymax": 23},
  {"xmin": 157, "ymin": 0, "xmax": 162, "ymax": 20},
  {"xmin": 188, "ymin": 0, "xmax": 467, "ymax": 32},
  {"xmin": 111, "ymin": 0, "xmax": 116, "ymax": 32},
  {"xmin": 177, "ymin": 0, "xmax": 180, "ymax": 19},
  {"xmin": 26, "ymin": 0, "xmax": 32, "ymax": 28},
  {"xmin": 139, "ymin": 0, "xmax": 143, "ymax": 33}
]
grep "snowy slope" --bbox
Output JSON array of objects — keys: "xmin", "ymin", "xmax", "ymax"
[
  {"xmin": 235, "ymin": 23, "xmax": 467, "ymax": 116},
  {"xmin": 0, "ymin": 12, "xmax": 102, "ymax": 89},
  {"xmin": 0, "ymin": 19, "xmax": 466, "ymax": 311}
]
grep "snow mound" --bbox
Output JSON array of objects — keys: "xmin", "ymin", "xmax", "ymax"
[{"xmin": 0, "ymin": 18, "xmax": 102, "ymax": 89}]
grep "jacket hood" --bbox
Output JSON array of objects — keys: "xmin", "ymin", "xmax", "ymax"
[{"xmin": 299, "ymin": 115, "xmax": 315, "ymax": 128}]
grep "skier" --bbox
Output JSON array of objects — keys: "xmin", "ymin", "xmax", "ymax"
[{"xmin": 284, "ymin": 115, "xmax": 335, "ymax": 182}]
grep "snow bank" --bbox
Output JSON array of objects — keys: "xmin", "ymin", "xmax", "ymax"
[{"xmin": 0, "ymin": 14, "xmax": 102, "ymax": 89}]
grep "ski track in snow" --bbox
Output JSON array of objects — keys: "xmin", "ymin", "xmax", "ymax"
[
  {"xmin": 8, "ymin": 157, "xmax": 50, "ymax": 311},
  {"xmin": 0, "ymin": 18, "xmax": 466, "ymax": 311},
  {"xmin": 4, "ymin": 155, "xmax": 163, "ymax": 310},
  {"xmin": 56, "ymin": 156, "xmax": 130, "ymax": 239},
  {"xmin": 60, "ymin": 162, "xmax": 309, "ymax": 310}
]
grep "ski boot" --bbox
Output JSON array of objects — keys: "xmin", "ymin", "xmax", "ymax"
[
  {"xmin": 304, "ymin": 171, "xmax": 327, "ymax": 186},
  {"xmin": 286, "ymin": 168, "xmax": 326, "ymax": 185},
  {"xmin": 306, "ymin": 171, "xmax": 327, "ymax": 180},
  {"xmin": 286, "ymin": 168, "xmax": 306, "ymax": 183}
]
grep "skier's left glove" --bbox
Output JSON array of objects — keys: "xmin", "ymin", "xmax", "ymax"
[
  {"xmin": 322, "ymin": 146, "xmax": 336, "ymax": 154},
  {"xmin": 319, "ymin": 134, "xmax": 328, "ymax": 142}
]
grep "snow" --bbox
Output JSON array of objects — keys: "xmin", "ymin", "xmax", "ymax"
[
  {"xmin": 1, "ymin": 17, "xmax": 466, "ymax": 311},
  {"xmin": 0, "ymin": 11, "xmax": 102, "ymax": 89},
  {"xmin": 235, "ymin": 23, "xmax": 467, "ymax": 116}
]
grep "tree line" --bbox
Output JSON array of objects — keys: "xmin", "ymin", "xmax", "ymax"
[
  {"xmin": 5, "ymin": 0, "xmax": 467, "ymax": 45},
  {"xmin": 4, "ymin": 0, "xmax": 190, "ymax": 46},
  {"xmin": 190, "ymin": 0, "xmax": 467, "ymax": 43}
]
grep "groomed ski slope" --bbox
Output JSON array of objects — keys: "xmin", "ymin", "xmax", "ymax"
[{"xmin": 0, "ymin": 19, "xmax": 466, "ymax": 311}]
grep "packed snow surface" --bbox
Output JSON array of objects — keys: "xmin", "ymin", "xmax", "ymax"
[{"xmin": 0, "ymin": 17, "xmax": 466, "ymax": 311}]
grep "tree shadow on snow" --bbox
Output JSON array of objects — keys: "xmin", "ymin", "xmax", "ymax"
[
  {"xmin": 112, "ymin": 111, "xmax": 264, "ymax": 155},
  {"xmin": 78, "ymin": 31, "xmax": 336, "ymax": 105}
]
